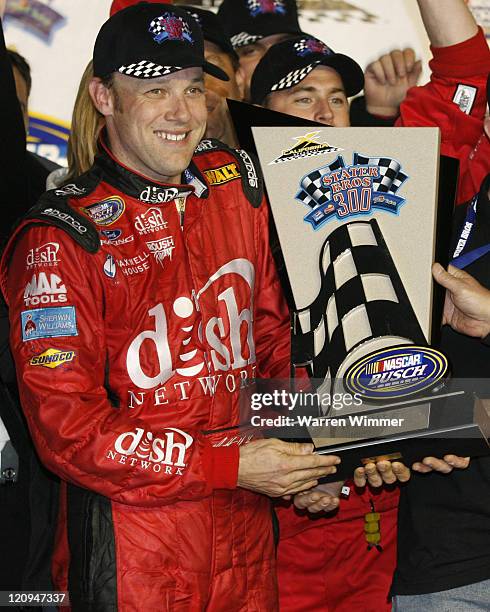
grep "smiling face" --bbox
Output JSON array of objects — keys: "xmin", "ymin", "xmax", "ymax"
[
  {"xmin": 237, "ymin": 32, "xmax": 291, "ymax": 101},
  {"xmin": 90, "ymin": 67, "xmax": 207, "ymax": 184},
  {"xmin": 264, "ymin": 65, "xmax": 350, "ymax": 126}
]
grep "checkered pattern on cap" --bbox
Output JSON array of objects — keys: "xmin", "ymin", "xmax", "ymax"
[
  {"xmin": 270, "ymin": 62, "xmax": 320, "ymax": 93},
  {"xmin": 231, "ymin": 31, "xmax": 262, "ymax": 47},
  {"xmin": 354, "ymin": 153, "xmax": 408, "ymax": 194},
  {"xmin": 296, "ymin": 157, "xmax": 345, "ymax": 209},
  {"xmin": 118, "ymin": 60, "xmax": 180, "ymax": 78}
]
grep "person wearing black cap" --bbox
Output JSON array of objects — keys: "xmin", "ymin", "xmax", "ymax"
[
  {"xmin": 178, "ymin": 5, "xmax": 245, "ymax": 146},
  {"xmin": 250, "ymin": 34, "xmax": 364, "ymax": 126},
  {"xmin": 0, "ymin": 3, "xmax": 343, "ymax": 610},
  {"xmin": 217, "ymin": 0, "xmax": 303, "ymax": 101}
]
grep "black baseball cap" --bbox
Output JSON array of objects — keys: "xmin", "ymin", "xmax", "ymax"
[
  {"xmin": 93, "ymin": 2, "xmax": 229, "ymax": 81},
  {"xmin": 250, "ymin": 35, "xmax": 364, "ymax": 104},
  {"xmin": 217, "ymin": 0, "xmax": 302, "ymax": 49},
  {"xmin": 177, "ymin": 5, "xmax": 238, "ymax": 61}
]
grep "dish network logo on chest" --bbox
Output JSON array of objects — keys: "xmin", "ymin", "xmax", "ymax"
[{"xmin": 126, "ymin": 259, "xmax": 256, "ymax": 402}]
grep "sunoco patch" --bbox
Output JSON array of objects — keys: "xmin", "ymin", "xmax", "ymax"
[
  {"xmin": 344, "ymin": 345, "xmax": 449, "ymax": 400},
  {"xmin": 82, "ymin": 196, "xmax": 125, "ymax": 226},
  {"xmin": 30, "ymin": 348, "xmax": 76, "ymax": 369}
]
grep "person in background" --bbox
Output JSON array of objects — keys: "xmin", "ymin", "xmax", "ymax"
[
  {"xmin": 47, "ymin": 61, "xmax": 104, "ymax": 189},
  {"xmin": 396, "ymin": 0, "xmax": 490, "ymax": 205},
  {"xmin": 217, "ymin": 0, "xmax": 303, "ymax": 102},
  {"xmin": 0, "ymin": 1, "xmax": 60, "ymax": 603},
  {"xmin": 250, "ymin": 33, "xmax": 364, "ymax": 126},
  {"xmin": 177, "ymin": 5, "xmax": 245, "ymax": 147}
]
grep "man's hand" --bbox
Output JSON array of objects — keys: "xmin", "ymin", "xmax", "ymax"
[
  {"xmin": 412, "ymin": 454, "xmax": 470, "ymax": 473},
  {"xmin": 237, "ymin": 439, "xmax": 340, "ymax": 497},
  {"xmin": 433, "ymin": 263, "xmax": 490, "ymax": 338},
  {"xmin": 364, "ymin": 48, "xmax": 422, "ymax": 117},
  {"xmin": 354, "ymin": 460, "xmax": 411, "ymax": 488},
  {"xmin": 293, "ymin": 481, "xmax": 343, "ymax": 513},
  {"xmin": 354, "ymin": 454, "xmax": 470, "ymax": 487}
]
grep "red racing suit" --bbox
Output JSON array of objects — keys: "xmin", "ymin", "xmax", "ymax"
[
  {"xmin": 397, "ymin": 26, "xmax": 490, "ymax": 205},
  {"xmin": 0, "ymin": 140, "xmax": 290, "ymax": 611}
]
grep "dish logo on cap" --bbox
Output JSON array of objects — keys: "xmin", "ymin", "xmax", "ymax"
[
  {"xmin": 247, "ymin": 0, "xmax": 286, "ymax": 17},
  {"xmin": 295, "ymin": 38, "xmax": 333, "ymax": 58},
  {"xmin": 149, "ymin": 13, "xmax": 194, "ymax": 44}
]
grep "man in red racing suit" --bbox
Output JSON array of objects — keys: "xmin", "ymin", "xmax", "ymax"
[{"xmin": 0, "ymin": 4, "xmax": 342, "ymax": 610}]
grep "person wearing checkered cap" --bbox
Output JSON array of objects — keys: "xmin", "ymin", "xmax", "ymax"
[
  {"xmin": 176, "ymin": 5, "xmax": 245, "ymax": 147},
  {"xmin": 0, "ymin": 3, "xmax": 346, "ymax": 609},
  {"xmin": 217, "ymin": 0, "xmax": 303, "ymax": 101},
  {"xmin": 250, "ymin": 34, "xmax": 364, "ymax": 127}
]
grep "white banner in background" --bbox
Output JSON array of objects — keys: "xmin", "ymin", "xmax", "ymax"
[{"xmin": 3, "ymin": 0, "xmax": 489, "ymax": 167}]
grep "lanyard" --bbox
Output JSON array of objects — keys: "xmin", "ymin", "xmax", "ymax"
[{"xmin": 450, "ymin": 195, "xmax": 490, "ymax": 269}]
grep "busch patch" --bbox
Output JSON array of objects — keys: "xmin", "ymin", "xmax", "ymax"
[
  {"xmin": 29, "ymin": 348, "xmax": 75, "ymax": 369},
  {"xmin": 21, "ymin": 306, "xmax": 78, "ymax": 342},
  {"xmin": 246, "ymin": 0, "xmax": 286, "ymax": 17},
  {"xmin": 149, "ymin": 13, "xmax": 193, "ymax": 44},
  {"xmin": 83, "ymin": 196, "xmax": 125, "ymax": 226},
  {"xmin": 270, "ymin": 132, "xmax": 342, "ymax": 165},
  {"xmin": 294, "ymin": 38, "xmax": 333, "ymax": 57},
  {"xmin": 204, "ymin": 163, "xmax": 241, "ymax": 186},
  {"xmin": 146, "ymin": 237, "xmax": 175, "ymax": 267},
  {"xmin": 345, "ymin": 345, "xmax": 449, "ymax": 400},
  {"xmin": 296, "ymin": 153, "xmax": 409, "ymax": 230}
]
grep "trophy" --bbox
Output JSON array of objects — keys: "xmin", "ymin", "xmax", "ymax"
[{"xmin": 248, "ymin": 123, "xmax": 490, "ymax": 479}]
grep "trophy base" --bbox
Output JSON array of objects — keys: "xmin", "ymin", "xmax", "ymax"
[{"xmin": 313, "ymin": 393, "xmax": 490, "ymax": 481}]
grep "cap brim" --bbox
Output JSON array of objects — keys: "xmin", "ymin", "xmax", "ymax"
[{"xmin": 203, "ymin": 60, "xmax": 229, "ymax": 81}]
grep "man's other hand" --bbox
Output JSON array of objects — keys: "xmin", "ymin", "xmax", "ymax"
[{"xmin": 237, "ymin": 439, "xmax": 340, "ymax": 497}]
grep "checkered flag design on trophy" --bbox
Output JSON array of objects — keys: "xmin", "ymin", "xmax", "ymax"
[{"xmin": 293, "ymin": 219, "xmax": 426, "ymax": 406}]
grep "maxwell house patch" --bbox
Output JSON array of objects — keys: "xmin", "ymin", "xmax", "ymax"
[
  {"xmin": 30, "ymin": 348, "xmax": 76, "ymax": 369},
  {"xmin": 204, "ymin": 163, "xmax": 241, "ymax": 186},
  {"xmin": 344, "ymin": 345, "xmax": 449, "ymax": 401},
  {"xmin": 82, "ymin": 196, "xmax": 125, "ymax": 227}
]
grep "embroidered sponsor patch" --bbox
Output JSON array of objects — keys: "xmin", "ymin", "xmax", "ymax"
[
  {"xmin": 204, "ymin": 163, "xmax": 241, "ymax": 186},
  {"xmin": 26, "ymin": 242, "xmax": 60, "ymax": 270},
  {"xmin": 82, "ymin": 196, "xmax": 125, "ymax": 226},
  {"xmin": 29, "ymin": 348, "xmax": 76, "ymax": 369},
  {"xmin": 21, "ymin": 306, "xmax": 78, "ymax": 342},
  {"xmin": 452, "ymin": 84, "xmax": 477, "ymax": 115},
  {"xmin": 104, "ymin": 254, "xmax": 117, "ymax": 279}
]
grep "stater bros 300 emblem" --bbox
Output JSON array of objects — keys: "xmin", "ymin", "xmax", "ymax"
[{"xmin": 296, "ymin": 153, "xmax": 409, "ymax": 230}]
